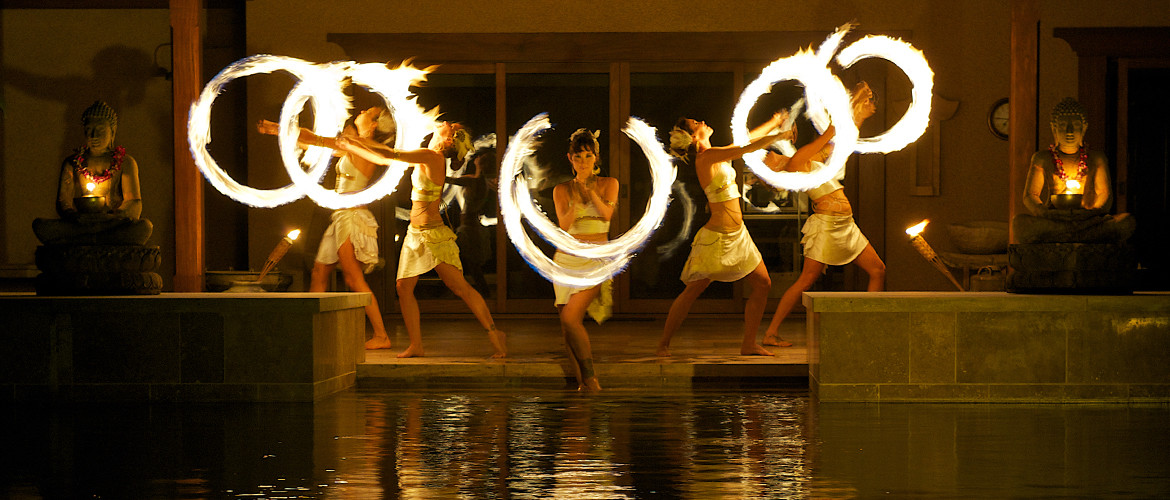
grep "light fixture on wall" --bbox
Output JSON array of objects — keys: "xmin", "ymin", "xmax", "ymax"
[{"xmin": 153, "ymin": 43, "xmax": 173, "ymax": 80}]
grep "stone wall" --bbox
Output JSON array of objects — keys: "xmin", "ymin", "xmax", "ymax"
[{"xmin": 806, "ymin": 291, "xmax": 1170, "ymax": 402}]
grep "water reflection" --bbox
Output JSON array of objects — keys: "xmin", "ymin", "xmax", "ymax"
[
  {"xmin": 3, "ymin": 391, "xmax": 1168, "ymax": 498},
  {"xmin": 340, "ymin": 391, "xmax": 811, "ymax": 499}
]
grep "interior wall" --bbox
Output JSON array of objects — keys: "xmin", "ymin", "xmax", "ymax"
[
  {"xmin": 243, "ymin": 0, "xmax": 1024, "ymax": 292},
  {"xmin": 1, "ymin": 8, "xmax": 176, "ymax": 288},
  {"xmin": 3, "ymin": 1, "xmax": 1168, "ymax": 292}
]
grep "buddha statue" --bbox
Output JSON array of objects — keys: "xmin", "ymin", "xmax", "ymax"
[
  {"xmin": 33, "ymin": 101, "xmax": 152, "ymax": 246},
  {"xmin": 1012, "ymin": 98, "xmax": 1135, "ymax": 244},
  {"xmin": 32, "ymin": 101, "xmax": 160, "ymax": 295}
]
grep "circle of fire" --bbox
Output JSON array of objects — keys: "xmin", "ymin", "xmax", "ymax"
[
  {"xmin": 731, "ymin": 26, "xmax": 933, "ymax": 192},
  {"xmin": 499, "ymin": 114, "xmax": 676, "ymax": 288},
  {"xmin": 188, "ymin": 55, "xmax": 435, "ymax": 209}
]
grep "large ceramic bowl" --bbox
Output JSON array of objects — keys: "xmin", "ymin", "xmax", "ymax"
[
  {"xmin": 946, "ymin": 220, "xmax": 1008, "ymax": 255},
  {"xmin": 205, "ymin": 271, "xmax": 293, "ymax": 292}
]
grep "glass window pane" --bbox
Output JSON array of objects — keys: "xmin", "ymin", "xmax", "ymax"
[
  {"xmin": 402, "ymin": 73, "xmax": 498, "ymax": 299},
  {"xmin": 628, "ymin": 72, "xmax": 736, "ymax": 299},
  {"xmin": 503, "ymin": 72, "xmax": 609, "ymax": 300}
]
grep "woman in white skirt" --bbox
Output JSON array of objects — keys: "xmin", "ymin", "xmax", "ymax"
[
  {"xmin": 655, "ymin": 118, "xmax": 788, "ymax": 357},
  {"xmin": 258, "ymin": 106, "xmax": 394, "ymax": 349},
  {"xmin": 757, "ymin": 82, "xmax": 887, "ymax": 347},
  {"xmin": 339, "ymin": 122, "xmax": 506, "ymax": 359},
  {"xmin": 552, "ymin": 129, "xmax": 618, "ymax": 391}
]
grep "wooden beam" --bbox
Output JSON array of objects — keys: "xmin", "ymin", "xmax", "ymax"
[
  {"xmin": 2, "ymin": 0, "xmax": 237, "ymax": 8},
  {"xmin": 170, "ymin": 0, "xmax": 204, "ymax": 291},
  {"xmin": 1008, "ymin": 0, "xmax": 1039, "ymax": 244},
  {"xmin": 327, "ymin": 31, "xmax": 911, "ymax": 65}
]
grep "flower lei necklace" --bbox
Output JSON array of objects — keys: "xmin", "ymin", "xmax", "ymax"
[
  {"xmin": 73, "ymin": 145, "xmax": 126, "ymax": 184},
  {"xmin": 1049, "ymin": 144, "xmax": 1087, "ymax": 181}
]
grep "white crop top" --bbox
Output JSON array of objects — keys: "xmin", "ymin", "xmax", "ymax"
[
  {"xmin": 806, "ymin": 160, "xmax": 844, "ymax": 199},
  {"xmin": 704, "ymin": 162, "xmax": 740, "ymax": 203},
  {"xmin": 569, "ymin": 202, "xmax": 610, "ymax": 235},
  {"xmin": 335, "ymin": 156, "xmax": 370, "ymax": 193}
]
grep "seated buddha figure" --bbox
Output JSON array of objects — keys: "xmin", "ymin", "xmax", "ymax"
[
  {"xmin": 1013, "ymin": 98, "xmax": 1135, "ymax": 244},
  {"xmin": 33, "ymin": 101, "xmax": 152, "ymax": 246}
]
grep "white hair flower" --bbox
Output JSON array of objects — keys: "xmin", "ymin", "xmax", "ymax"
[{"xmin": 668, "ymin": 127, "xmax": 693, "ymax": 152}]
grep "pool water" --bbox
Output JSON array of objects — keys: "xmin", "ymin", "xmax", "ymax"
[{"xmin": 3, "ymin": 389, "xmax": 1168, "ymax": 498}]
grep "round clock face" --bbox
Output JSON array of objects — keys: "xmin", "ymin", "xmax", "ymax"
[{"xmin": 989, "ymin": 98, "xmax": 1009, "ymax": 140}]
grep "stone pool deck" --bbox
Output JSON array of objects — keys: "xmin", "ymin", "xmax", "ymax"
[
  {"xmin": 4, "ymin": 290, "xmax": 1166, "ymax": 403},
  {"xmin": 805, "ymin": 291, "xmax": 1170, "ymax": 403},
  {"xmin": 357, "ymin": 317, "xmax": 808, "ymax": 390},
  {"xmin": 0, "ymin": 292, "xmax": 369, "ymax": 402}
]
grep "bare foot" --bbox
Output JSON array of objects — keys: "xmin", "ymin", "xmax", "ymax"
[
  {"xmin": 655, "ymin": 345, "xmax": 672, "ymax": 357},
  {"xmin": 741, "ymin": 343, "xmax": 774, "ymax": 356},
  {"xmin": 762, "ymin": 334, "xmax": 793, "ymax": 347},
  {"xmin": 396, "ymin": 344, "xmax": 425, "ymax": 358},
  {"xmin": 487, "ymin": 326, "xmax": 507, "ymax": 358},
  {"xmin": 365, "ymin": 335, "xmax": 392, "ymax": 350},
  {"xmin": 579, "ymin": 377, "xmax": 602, "ymax": 392}
]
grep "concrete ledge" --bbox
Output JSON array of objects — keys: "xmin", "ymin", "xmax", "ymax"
[
  {"xmin": 0, "ymin": 292, "xmax": 370, "ymax": 402},
  {"xmin": 805, "ymin": 291, "xmax": 1170, "ymax": 402},
  {"xmin": 358, "ymin": 357, "xmax": 807, "ymax": 389}
]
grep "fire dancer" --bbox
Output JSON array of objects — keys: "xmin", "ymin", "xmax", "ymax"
[{"xmin": 759, "ymin": 82, "xmax": 886, "ymax": 347}]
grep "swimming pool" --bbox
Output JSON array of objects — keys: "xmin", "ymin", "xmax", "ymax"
[{"xmin": 3, "ymin": 389, "xmax": 1167, "ymax": 498}]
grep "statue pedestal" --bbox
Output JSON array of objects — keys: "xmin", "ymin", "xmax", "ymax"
[
  {"xmin": 35, "ymin": 244, "xmax": 163, "ymax": 295},
  {"xmin": 1007, "ymin": 242, "xmax": 1136, "ymax": 294}
]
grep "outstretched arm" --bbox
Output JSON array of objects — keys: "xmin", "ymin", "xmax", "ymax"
[
  {"xmin": 257, "ymin": 119, "xmax": 345, "ymax": 156},
  {"xmin": 337, "ymin": 137, "xmax": 444, "ymax": 166},
  {"xmin": 786, "ymin": 125, "xmax": 836, "ymax": 172},
  {"xmin": 700, "ymin": 130, "xmax": 790, "ymax": 165},
  {"xmin": 748, "ymin": 110, "xmax": 791, "ymax": 141}
]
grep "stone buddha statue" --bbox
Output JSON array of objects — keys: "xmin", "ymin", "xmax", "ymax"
[
  {"xmin": 1012, "ymin": 98, "xmax": 1135, "ymax": 244},
  {"xmin": 33, "ymin": 100, "xmax": 152, "ymax": 246},
  {"xmin": 32, "ymin": 101, "xmax": 160, "ymax": 295}
]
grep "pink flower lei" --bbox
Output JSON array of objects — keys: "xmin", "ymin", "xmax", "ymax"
[
  {"xmin": 1049, "ymin": 144, "xmax": 1087, "ymax": 181},
  {"xmin": 73, "ymin": 145, "xmax": 125, "ymax": 184}
]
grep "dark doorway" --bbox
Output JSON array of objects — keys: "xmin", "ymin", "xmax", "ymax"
[{"xmin": 1125, "ymin": 67, "xmax": 1170, "ymax": 290}]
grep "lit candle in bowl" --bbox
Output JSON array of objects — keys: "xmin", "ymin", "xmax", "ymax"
[
  {"xmin": 74, "ymin": 182, "xmax": 107, "ymax": 213},
  {"xmin": 1050, "ymin": 179, "xmax": 1084, "ymax": 209}
]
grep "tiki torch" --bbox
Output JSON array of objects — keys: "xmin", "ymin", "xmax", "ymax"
[
  {"xmin": 256, "ymin": 229, "xmax": 301, "ymax": 283},
  {"xmin": 905, "ymin": 220, "xmax": 964, "ymax": 291}
]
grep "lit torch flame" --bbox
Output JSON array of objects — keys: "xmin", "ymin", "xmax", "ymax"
[
  {"xmin": 905, "ymin": 219, "xmax": 964, "ymax": 291},
  {"xmin": 255, "ymin": 228, "xmax": 301, "ymax": 285},
  {"xmin": 905, "ymin": 219, "xmax": 929, "ymax": 237},
  {"xmin": 85, "ymin": 182, "xmax": 96, "ymax": 194}
]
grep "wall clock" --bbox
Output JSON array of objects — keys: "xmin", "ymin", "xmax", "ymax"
[{"xmin": 988, "ymin": 98, "xmax": 1009, "ymax": 140}]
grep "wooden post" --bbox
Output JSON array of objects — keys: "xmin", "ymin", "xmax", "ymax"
[
  {"xmin": 170, "ymin": 0, "xmax": 205, "ymax": 291},
  {"xmin": 1008, "ymin": 0, "xmax": 1039, "ymax": 244}
]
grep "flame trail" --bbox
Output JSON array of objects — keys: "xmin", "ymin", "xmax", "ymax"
[
  {"xmin": 500, "ymin": 114, "xmax": 676, "ymax": 287},
  {"xmin": 835, "ymin": 35, "xmax": 934, "ymax": 154},
  {"xmin": 656, "ymin": 180, "xmax": 695, "ymax": 259},
  {"xmin": 730, "ymin": 25, "xmax": 934, "ymax": 192},
  {"xmin": 188, "ymin": 56, "xmax": 436, "ymax": 210},
  {"xmin": 731, "ymin": 45, "xmax": 858, "ymax": 192}
]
